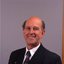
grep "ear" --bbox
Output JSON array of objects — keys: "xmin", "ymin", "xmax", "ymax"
[
  {"xmin": 42, "ymin": 30, "xmax": 45, "ymax": 35},
  {"xmin": 23, "ymin": 29, "xmax": 25, "ymax": 34},
  {"xmin": 40, "ymin": 31, "xmax": 45, "ymax": 39}
]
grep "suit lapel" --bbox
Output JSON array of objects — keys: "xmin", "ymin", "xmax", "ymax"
[
  {"xmin": 16, "ymin": 48, "xmax": 26, "ymax": 64},
  {"xmin": 29, "ymin": 44, "xmax": 46, "ymax": 64}
]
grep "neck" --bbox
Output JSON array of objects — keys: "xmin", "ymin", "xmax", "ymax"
[{"xmin": 26, "ymin": 43, "xmax": 40, "ymax": 50}]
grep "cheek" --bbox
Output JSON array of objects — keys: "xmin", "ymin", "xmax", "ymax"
[
  {"xmin": 23, "ymin": 32, "xmax": 27, "ymax": 39},
  {"xmin": 37, "ymin": 33, "xmax": 43, "ymax": 38},
  {"xmin": 23, "ymin": 30, "xmax": 28, "ymax": 36},
  {"xmin": 23, "ymin": 32, "xmax": 29, "ymax": 39},
  {"xmin": 24, "ymin": 33, "xmax": 27, "ymax": 38}
]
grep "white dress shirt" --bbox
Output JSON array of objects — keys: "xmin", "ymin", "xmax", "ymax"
[{"xmin": 22, "ymin": 43, "xmax": 40, "ymax": 63}]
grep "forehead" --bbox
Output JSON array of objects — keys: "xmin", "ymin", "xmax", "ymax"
[{"xmin": 25, "ymin": 17, "xmax": 42, "ymax": 27}]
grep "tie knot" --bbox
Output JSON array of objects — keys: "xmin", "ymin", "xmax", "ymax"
[{"xmin": 26, "ymin": 51, "xmax": 31, "ymax": 57}]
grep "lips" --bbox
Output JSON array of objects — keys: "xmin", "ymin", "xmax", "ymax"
[
  {"xmin": 25, "ymin": 34, "xmax": 36, "ymax": 41},
  {"xmin": 28, "ymin": 33, "xmax": 36, "ymax": 38}
]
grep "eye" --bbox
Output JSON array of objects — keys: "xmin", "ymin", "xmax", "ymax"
[
  {"xmin": 25, "ymin": 27, "xmax": 30, "ymax": 30},
  {"xmin": 33, "ymin": 27, "xmax": 39, "ymax": 30}
]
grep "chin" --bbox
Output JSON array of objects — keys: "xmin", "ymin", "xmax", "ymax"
[{"xmin": 27, "ymin": 42, "xmax": 38, "ymax": 47}]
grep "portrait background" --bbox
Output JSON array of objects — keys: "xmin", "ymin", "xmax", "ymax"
[
  {"xmin": 1, "ymin": 0, "xmax": 63, "ymax": 64},
  {"xmin": 0, "ymin": 0, "xmax": 1, "ymax": 63},
  {"xmin": 62, "ymin": 0, "xmax": 64, "ymax": 63}
]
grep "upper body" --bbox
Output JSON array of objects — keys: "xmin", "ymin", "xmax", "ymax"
[
  {"xmin": 8, "ymin": 16, "xmax": 62, "ymax": 64},
  {"xmin": 8, "ymin": 44, "xmax": 62, "ymax": 64}
]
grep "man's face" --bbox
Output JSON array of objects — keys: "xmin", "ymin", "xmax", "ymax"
[{"xmin": 23, "ymin": 17, "xmax": 45, "ymax": 46}]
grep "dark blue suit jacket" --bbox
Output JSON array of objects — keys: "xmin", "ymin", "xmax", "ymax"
[{"xmin": 8, "ymin": 44, "xmax": 62, "ymax": 64}]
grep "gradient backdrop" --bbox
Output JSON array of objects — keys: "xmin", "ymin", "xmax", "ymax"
[
  {"xmin": 62, "ymin": 0, "xmax": 64, "ymax": 63},
  {"xmin": 1, "ymin": 0, "xmax": 62, "ymax": 64}
]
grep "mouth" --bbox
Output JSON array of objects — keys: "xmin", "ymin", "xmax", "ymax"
[
  {"xmin": 25, "ymin": 33, "xmax": 36, "ymax": 40},
  {"xmin": 27, "ymin": 35, "xmax": 36, "ymax": 40},
  {"xmin": 28, "ymin": 34, "xmax": 36, "ymax": 38},
  {"xmin": 28, "ymin": 36, "xmax": 35, "ymax": 39}
]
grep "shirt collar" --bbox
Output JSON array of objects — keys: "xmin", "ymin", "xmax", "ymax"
[{"xmin": 26, "ymin": 43, "xmax": 40, "ymax": 57}]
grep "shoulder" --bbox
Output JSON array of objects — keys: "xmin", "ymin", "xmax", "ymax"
[
  {"xmin": 42, "ymin": 46, "xmax": 62, "ymax": 64},
  {"xmin": 9, "ymin": 47, "xmax": 26, "ymax": 59},
  {"xmin": 40, "ymin": 45, "xmax": 61, "ymax": 59},
  {"xmin": 8, "ymin": 47, "xmax": 26, "ymax": 64},
  {"xmin": 10, "ymin": 47, "xmax": 26, "ymax": 55},
  {"xmin": 45, "ymin": 49, "xmax": 61, "ymax": 59}
]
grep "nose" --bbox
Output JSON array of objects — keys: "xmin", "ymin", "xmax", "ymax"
[{"xmin": 29, "ymin": 28, "xmax": 34, "ymax": 34}]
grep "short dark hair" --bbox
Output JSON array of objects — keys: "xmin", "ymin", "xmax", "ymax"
[{"xmin": 22, "ymin": 20, "xmax": 45, "ymax": 30}]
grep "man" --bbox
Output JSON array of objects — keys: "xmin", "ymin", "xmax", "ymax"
[{"xmin": 8, "ymin": 16, "xmax": 62, "ymax": 64}]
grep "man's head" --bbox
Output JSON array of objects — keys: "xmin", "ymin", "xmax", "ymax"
[
  {"xmin": 22, "ymin": 18, "xmax": 45, "ymax": 30},
  {"xmin": 22, "ymin": 16, "xmax": 45, "ymax": 49}
]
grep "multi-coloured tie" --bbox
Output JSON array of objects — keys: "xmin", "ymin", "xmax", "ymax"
[{"xmin": 23, "ymin": 51, "xmax": 31, "ymax": 64}]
